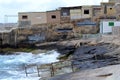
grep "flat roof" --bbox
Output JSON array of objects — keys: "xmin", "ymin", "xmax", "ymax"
[
  {"xmin": 60, "ymin": 6, "xmax": 82, "ymax": 9},
  {"xmin": 101, "ymin": 2, "xmax": 115, "ymax": 4},
  {"xmin": 47, "ymin": 10, "xmax": 60, "ymax": 12},
  {"xmin": 18, "ymin": 11, "xmax": 46, "ymax": 14}
]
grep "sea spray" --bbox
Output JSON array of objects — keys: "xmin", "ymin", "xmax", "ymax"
[{"xmin": 0, "ymin": 50, "xmax": 60, "ymax": 80}]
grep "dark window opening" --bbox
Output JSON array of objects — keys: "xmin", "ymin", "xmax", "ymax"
[
  {"xmin": 51, "ymin": 15, "xmax": 56, "ymax": 19},
  {"xmin": 110, "ymin": 8, "xmax": 112, "ymax": 10},
  {"xmin": 22, "ymin": 15, "xmax": 28, "ymax": 19},
  {"xmin": 84, "ymin": 10, "xmax": 89, "ymax": 14}
]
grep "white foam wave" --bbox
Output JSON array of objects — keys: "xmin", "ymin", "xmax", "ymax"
[
  {"xmin": 1, "ymin": 77, "xmax": 40, "ymax": 80},
  {"xmin": 0, "ymin": 50, "xmax": 60, "ymax": 80}
]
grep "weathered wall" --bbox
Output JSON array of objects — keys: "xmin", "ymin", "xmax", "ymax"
[
  {"xmin": 112, "ymin": 26, "xmax": 120, "ymax": 35},
  {"xmin": 115, "ymin": 0, "xmax": 120, "ymax": 3},
  {"xmin": 19, "ymin": 12, "xmax": 31, "ymax": 21},
  {"xmin": 70, "ymin": 9, "xmax": 82, "ymax": 20},
  {"xmin": 47, "ymin": 10, "xmax": 61, "ymax": 24},
  {"xmin": 107, "ymin": 5, "xmax": 116, "ymax": 16},
  {"xmin": 101, "ymin": 2, "xmax": 115, "ymax": 16},
  {"xmin": 18, "ymin": 12, "xmax": 31, "ymax": 27},
  {"xmin": 82, "ymin": 6, "xmax": 93, "ymax": 19},
  {"xmin": 61, "ymin": 17, "xmax": 70, "ymax": 23},
  {"xmin": 30, "ymin": 12, "xmax": 47, "ymax": 25},
  {"xmin": 115, "ymin": 0, "xmax": 120, "ymax": 19},
  {"xmin": 60, "ymin": 8, "xmax": 70, "ymax": 16},
  {"xmin": 109, "ymin": 0, "xmax": 115, "ymax": 2},
  {"xmin": 92, "ymin": 6, "xmax": 101, "ymax": 17},
  {"xmin": 18, "ymin": 12, "xmax": 47, "ymax": 27}
]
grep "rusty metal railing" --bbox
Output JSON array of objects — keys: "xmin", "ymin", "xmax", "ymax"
[{"xmin": 23, "ymin": 56, "xmax": 120, "ymax": 79}]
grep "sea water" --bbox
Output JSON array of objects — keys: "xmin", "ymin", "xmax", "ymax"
[{"xmin": 0, "ymin": 50, "xmax": 60, "ymax": 80}]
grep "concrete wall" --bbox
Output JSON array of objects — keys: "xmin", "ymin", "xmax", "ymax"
[
  {"xmin": 116, "ymin": 0, "xmax": 120, "ymax": 3},
  {"xmin": 107, "ymin": 5, "xmax": 116, "ymax": 16},
  {"xmin": 109, "ymin": 0, "xmax": 115, "ymax": 2},
  {"xmin": 92, "ymin": 6, "xmax": 101, "ymax": 17},
  {"xmin": 61, "ymin": 17, "xmax": 70, "ymax": 23},
  {"xmin": 112, "ymin": 26, "xmax": 120, "ymax": 35},
  {"xmin": 100, "ymin": 21, "xmax": 120, "ymax": 34},
  {"xmin": 60, "ymin": 8, "xmax": 70, "ymax": 16},
  {"xmin": 47, "ymin": 10, "xmax": 61, "ymax": 24},
  {"xmin": 111, "ymin": 0, "xmax": 120, "ymax": 3},
  {"xmin": 18, "ymin": 12, "xmax": 31, "ymax": 27},
  {"xmin": 92, "ymin": 6, "xmax": 102, "ymax": 21},
  {"xmin": 100, "ymin": 21, "xmax": 112, "ymax": 34},
  {"xmin": 18, "ymin": 12, "xmax": 47, "ymax": 27},
  {"xmin": 60, "ymin": 8, "xmax": 70, "ymax": 23},
  {"xmin": 82, "ymin": 6, "xmax": 93, "ymax": 19},
  {"xmin": 101, "ymin": 2, "xmax": 115, "ymax": 16},
  {"xmin": 19, "ymin": 12, "xmax": 31, "ymax": 21},
  {"xmin": 61, "ymin": 6, "xmax": 92, "ymax": 20},
  {"xmin": 30, "ymin": 12, "xmax": 47, "ymax": 25},
  {"xmin": 70, "ymin": 9, "xmax": 82, "ymax": 20},
  {"xmin": 115, "ymin": 0, "xmax": 120, "ymax": 19}
]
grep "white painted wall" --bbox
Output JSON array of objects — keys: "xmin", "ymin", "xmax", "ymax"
[
  {"xmin": 100, "ymin": 21, "xmax": 120, "ymax": 33},
  {"xmin": 114, "ymin": 21, "xmax": 120, "ymax": 26}
]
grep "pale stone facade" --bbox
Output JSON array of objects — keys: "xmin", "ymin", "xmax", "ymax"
[{"xmin": 18, "ymin": 12, "xmax": 47, "ymax": 27}]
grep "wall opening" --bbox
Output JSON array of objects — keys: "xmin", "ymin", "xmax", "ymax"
[
  {"xmin": 0, "ymin": 38, "xmax": 2, "ymax": 46},
  {"xmin": 84, "ymin": 10, "xmax": 89, "ymax": 14},
  {"xmin": 22, "ymin": 15, "xmax": 28, "ymax": 19},
  {"xmin": 110, "ymin": 8, "xmax": 112, "ymax": 10},
  {"xmin": 51, "ymin": 15, "xmax": 56, "ymax": 19}
]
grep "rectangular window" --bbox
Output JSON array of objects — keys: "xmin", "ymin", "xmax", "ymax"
[
  {"xmin": 110, "ymin": 8, "xmax": 112, "ymax": 10},
  {"xmin": 51, "ymin": 15, "xmax": 56, "ymax": 19},
  {"xmin": 109, "ymin": 22, "xmax": 114, "ymax": 26},
  {"xmin": 22, "ymin": 15, "xmax": 28, "ymax": 19},
  {"xmin": 84, "ymin": 10, "xmax": 89, "ymax": 14}
]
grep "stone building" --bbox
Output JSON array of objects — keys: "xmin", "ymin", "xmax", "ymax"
[
  {"xmin": 114, "ymin": 0, "xmax": 120, "ymax": 20},
  {"xmin": 92, "ymin": 6, "xmax": 101, "ymax": 21},
  {"xmin": 69, "ymin": 6, "xmax": 82, "ymax": 20},
  {"xmin": 101, "ymin": 2, "xmax": 116, "ymax": 17},
  {"xmin": 109, "ymin": 0, "xmax": 120, "ymax": 3},
  {"xmin": 18, "ymin": 12, "xmax": 47, "ymax": 27},
  {"xmin": 109, "ymin": 0, "xmax": 115, "ymax": 2},
  {"xmin": 47, "ymin": 10, "xmax": 61, "ymax": 24},
  {"xmin": 81, "ymin": 6, "xmax": 93, "ymax": 19},
  {"xmin": 59, "ymin": 7, "xmax": 71, "ymax": 23}
]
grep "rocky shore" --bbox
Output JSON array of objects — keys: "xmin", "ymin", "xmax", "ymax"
[
  {"xmin": 1, "ymin": 35, "xmax": 120, "ymax": 80},
  {"xmin": 48, "ymin": 35, "xmax": 120, "ymax": 80},
  {"xmin": 49, "ymin": 64, "xmax": 120, "ymax": 80},
  {"xmin": 72, "ymin": 43, "xmax": 119, "ymax": 69}
]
